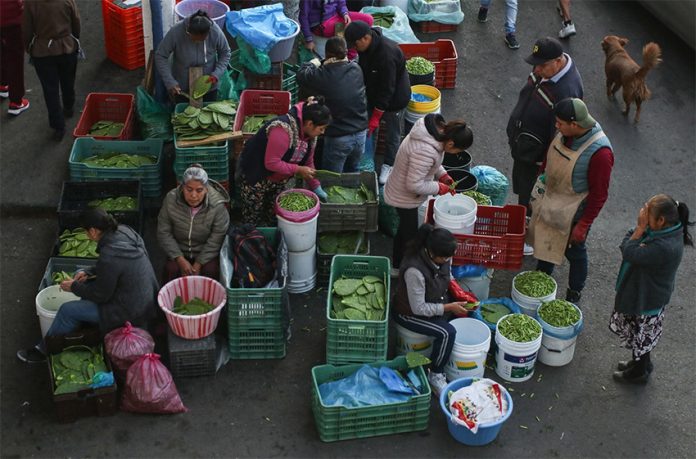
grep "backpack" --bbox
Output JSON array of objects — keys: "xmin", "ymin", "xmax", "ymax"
[{"xmin": 227, "ymin": 225, "xmax": 276, "ymax": 288}]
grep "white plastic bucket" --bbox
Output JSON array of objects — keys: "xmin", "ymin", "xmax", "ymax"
[
  {"xmin": 418, "ymin": 197, "xmax": 435, "ymax": 225},
  {"xmin": 277, "ymin": 213, "xmax": 318, "ymax": 252},
  {"xmin": 511, "ymin": 272, "xmax": 557, "ymax": 317},
  {"xmin": 537, "ymin": 304, "xmax": 583, "ymax": 366},
  {"xmin": 433, "ymin": 194, "xmax": 477, "ymax": 235},
  {"xmin": 287, "ymin": 245, "xmax": 317, "ymax": 294},
  {"xmin": 268, "ymin": 19, "xmax": 301, "ymax": 62},
  {"xmin": 457, "ymin": 269, "xmax": 494, "ymax": 301},
  {"xmin": 494, "ymin": 314, "xmax": 543, "ymax": 382},
  {"xmin": 445, "ymin": 318, "xmax": 491, "ymax": 381},
  {"xmin": 35, "ymin": 285, "xmax": 80, "ymax": 337},
  {"xmin": 394, "ymin": 323, "xmax": 433, "ymax": 357}
]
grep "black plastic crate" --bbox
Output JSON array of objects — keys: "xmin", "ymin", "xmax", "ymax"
[
  {"xmin": 167, "ymin": 328, "xmax": 217, "ymax": 378},
  {"xmin": 39, "ymin": 257, "xmax": 98, "ymax": 292},
  {"xmin": 58, "ymin": 180, "xmax": 143, "ymax": 233}
]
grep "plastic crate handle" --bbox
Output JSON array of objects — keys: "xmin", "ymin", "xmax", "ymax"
[{"xmin": 347, "ymin": 325, "xmax": 366, "ymax": 331}]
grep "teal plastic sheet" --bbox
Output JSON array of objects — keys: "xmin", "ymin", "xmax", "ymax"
[
  {"xmin": 136, "ymin": 86, "xmax": 172, "ymax": 142},
  {"xmin": 408, "ymin": 0, "xmax": 464, "ymax": 25},
  {"xmin": 318, "ymin": 365, "xmax": 412, "ymax": 408},
  {"xmin": 360, "ymin": 6, "xmax": 420, "ymax": 44},
  {"xmin": 471, "ymin": 165, "xmax": 509, "ymax": 206}
]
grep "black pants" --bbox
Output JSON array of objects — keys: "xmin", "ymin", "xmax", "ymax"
[
  {"xmin": 393, "ymin": 207, "xmax": 419, "ymax": 269},
  {"xmin": 32, "ymin": 53, "xmax": 77, "ymax": 131},
  {"xmin": 0, "ymin": 24, "xmax": 25, "ymax": 104},
  {"xmin": 512, "ymin": 160, "xmax": 539, "ymax": 211}
]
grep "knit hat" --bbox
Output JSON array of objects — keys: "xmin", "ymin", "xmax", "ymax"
[
  {"xmin": 524, "ymin": 37, "xmax": 563, "ymax": 65},
  {"xmin": 344, "ymin": 20, "xmax": 371, "ymax": 45},
  {"xmin": 554, "ymin": 98, "xmax": 596, "ymax": 129}
]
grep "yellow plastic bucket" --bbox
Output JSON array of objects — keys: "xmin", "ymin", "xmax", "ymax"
[{"xmin": 408, "ymin": 84, "xmax": 441, "ymax": 114}]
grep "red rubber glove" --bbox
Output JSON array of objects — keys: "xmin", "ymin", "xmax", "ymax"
[
  {"xmin": 437, "ymin": 182, "xmax": 455, "ymax": 196},
  {"xmin": 439, "ymin": 173, "xmax": 454, "ymax": 185},
  {"xmin": 569, "ymin": 220, "xmax": 590, "ymax": 244},
  {"xmin": 207, "ymin": 75, "xmax": 218, "ymax": 85},
  {"xmin": 367, "ymin": 109, "xmax": 384, "ymax": 137},
  {"xmin": 448, "ymin": 279, "xmax": 479, "ymax": 304}
]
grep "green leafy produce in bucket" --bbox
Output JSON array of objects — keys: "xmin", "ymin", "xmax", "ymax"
[
  {"xmin": 498, "ymin": 314, "xmax": 542, "ymax": 342},
  {"xmin": 331, "ymin": 275, "xmax": 387, "ymax": 321},
  {"xmin": 172, "ymin": 296, "xmax": 216, "ymax": 316},
  {"xmin": 463, "ymin": 190, "xmax": 492, "ymax": 205},
  {"xmin": 514, "ymin": 271, "xmax": 556, "ymax": 298},
  {"xmin": 538, "ymin": 299, "xmax": 580, "ymax": 327},
  {"xmin": 480, "ymin": 302, "xmax": 511, "ymax": 324},
  {"xmin": 406, "ymin": 57, "xmax": 435, "ymax": 75},
  {"xmin": 58, "ymin": 228, "xmax": 98, "ymax": 258},
  {"xmin": 278, "ymin": 192, "xmax": 316, "ymax": 212},
  {"xmin": 88, "ymin": 196, "xmax": 137, "ymax": 211},
  {"xmin": 50, "ymin": 344, "xmax": 108, "ymax": 395}
]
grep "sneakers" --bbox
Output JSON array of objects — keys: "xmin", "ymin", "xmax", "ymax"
[
  {"xmin": 477, "ymin": 7, "xmax": 488, "ymax": 22},
  {"xmin": 390, "ymin": 267, "xmax": 400, "ymax": 278},
  {"xmin": 565, "ymin": 288, "xmax": 581, "ymax": 303},
  {"xmin": 17, "ymin": 346, "xmax": 46, "ymax": 364},
  {"xmin": 379, "ymin": 164, "xmax": 393, "ymax": 185},
  {"xmin": 0, "ymin": 85, "xmax": 8, "ymax": 98},
  {"xmin": 558, "ymin": 22, "xmax": 576, "ymax": 38},
  {"xmin": 523, "ymin": 243, "xmax": 534, "ymax": 256},
  {"xmin": 428, "ymin": 371, "xmax": 448, "ymax": 396},
  {"xmin": 505, "ymin": 33, "xmax": 520, "ymax": 50},
  {"xmin": 8, "ymin": 98, "xmax": 30, "ymax": 115}
]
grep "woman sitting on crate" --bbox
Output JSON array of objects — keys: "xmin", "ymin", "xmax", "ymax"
[
  {"xmin": 154, "ymin": 9, "xmax": 231, "ymax": 103},
  {"xmin": 157, "ymin": 165, "xmax": 230, "ymax": 282},
  {"xmin": 392, "ymin": 224, "xmax": 479, "ymax": 396},
  {"xmin": 17, "ymin": 209, "xmax": 159, "ymax": 364},
  {"xmin": 236, "ymin": 96, "xmax": 331, "ymax": 226},
  {"xmin": 384, "ymin": 114, "xmax": 474, "ymax": 274},
  {"xmin": 299, "ymin": 0, "xmax": 373, "ymax": 53}
]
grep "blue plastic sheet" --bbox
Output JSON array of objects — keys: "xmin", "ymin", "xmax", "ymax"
[
  {"xmin": 225, "ymin": 3, "xmax": 298, "ymax": 53},
  {"xmin": 471, "ymin": 165, "xmax": 510, "ymax": 206},
  {"xmin": 452, "ymin": 264, "xmax": 488, "ymax": 279},
  {"xmin": 319, "ymin": 365, "xmax": 412, "ymax": 408}
]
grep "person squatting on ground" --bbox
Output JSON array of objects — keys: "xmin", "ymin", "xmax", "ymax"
[
  {"xmin": 236, "ymin": 97, "xmax": 332, "ymax": 226},
  {"xmin": 609, "ymin": 195, "xmax": 692, "ymax": 384},
  {"xmin": 157, "ymin": 165, "xmax": 230, "ymax": 282},
  {"xmin": 384, "ymin": 114, "xmax": 474, "ymax": 273},
  {"xmin": 155, "ymin": 10, "xmax": 231, "ymax": 103},
  {"xmin": 344, "ymin": 20, "xmax": 410, "ymax": 185},
  {"xmin": 526, "ymin": 98, "xmax": 613, "ymax": 304},
  {"xmin": 17, "ymin": 209, "xmax": 159, "ymax": 363},
  {"xmin": 297, "ymin": 37, "xmax": 368, "ymax": 173},
  {"xmin": 392, "ymin": 225, "xmax": 479, "ymax": 396},
  {"xmin": 477, "ymin": 0, "xmax": 520, "ymax": 49},
  {"xmin": 23, "ymin": 0, "xmax": 82, "ymax": 141},
  {"xmin": 1, "ymin": 0, "xmax": 29, "ymax": 115}
]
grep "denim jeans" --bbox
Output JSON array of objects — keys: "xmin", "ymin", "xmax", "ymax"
[
  {"xmin": 480, "ymin": 0, "xmax": 518, "ymax": 34},
  {"xmin": 536, "ymin": 241, "xmax": 588, "ymax": 292},
  {"xmin": 364, "ymin": 108, "xmax": 404, "ymax": 168},
  {"xmin": 322, "ymin": 130, "xmax": 368, "ymax": 173},
  {"xmin": 38, "ymin": 299, "xmax": 100, "ymax": 353}
]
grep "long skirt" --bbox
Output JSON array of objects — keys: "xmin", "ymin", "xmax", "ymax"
[{"xmin": 608, "ymin": 310, "xmax": 665, "ymax": 358}]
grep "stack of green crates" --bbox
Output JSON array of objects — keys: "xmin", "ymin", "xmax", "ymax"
[
  {"xmin": 221, "ymin": 228, "xmax": 288, "ymax": 359},
  {"xmin": 173, "ymin": 103, "xmax": 230, "ymax": 185},
  {"xmin": 325, "ymin": 255, "xmax": 391, "ymax": 365},
  {"xmin": 68, "ymin": 138, "xmax": 164, "ymax": 198},
  {"xmin": 282, "ymin": 63, "xmax": 299, "ymax": 105}
]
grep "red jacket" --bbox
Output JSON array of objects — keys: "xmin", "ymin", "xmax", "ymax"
[{"xmin": 1, "ymin": 0, "xmax": 23, "ymax": 26}]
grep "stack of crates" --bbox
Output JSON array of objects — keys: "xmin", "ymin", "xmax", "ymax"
[
  {"xmin": 231, "ymin": 89, "xmax": 292, "ymax": 159},
  {"xmin": 221, "ymin": 228, "xmax": 289, "ymax": 359},
  {"xmin": 167, "ymin": 329, "xmax": 217, "ymax": 378},
  {"xmin": 245, "ymin": 62, "xmax": 300, "ymax": 105},
  {"xmin": 102, "ymin": 0, "xmax": 145, "ymax": 70}
]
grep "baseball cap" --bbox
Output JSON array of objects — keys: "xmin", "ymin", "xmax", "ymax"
[
  {"xmin": 554, "ymin": 98, "xmax": 596, "ymax": 129},
  {"xmin": 344, "ymin": 20, "xmax": 371, "ymax": 45},
  {"xmin": 524, "ymin": 37, "xmax": 563, "ymax": 65}
]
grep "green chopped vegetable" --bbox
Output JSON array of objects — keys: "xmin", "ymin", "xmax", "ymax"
[
  {"xmin": 514, "ymin": 271, "xmax": 556, "ymax": 298},
  {"xmin": 462, "ymin": 190, "xmax": 492, "ymax": 205},
  {"xmin": 171, "ymin": 296, "xmax": 216, "ymax": 316},
  {"xmin": 88, "ymin": 196, "xmax": 137, "ymax": 211},
  {"xmin": 497, "ymin": 313, "xmax": 542, "ymax": 342},
  {"xmin": 406, "ymin": 57, "xmax": 435, "ymax": 76},
  {"xmin": 538, "ymin": 299, "xmax": 581, "ymax": 327},
  {"xmin": 278, "ymin": 192, "xmax": 316, "ymax": 212},
  {"xmin": 58, "ymin": 228, "xmax": 98, "ymax": 258}
]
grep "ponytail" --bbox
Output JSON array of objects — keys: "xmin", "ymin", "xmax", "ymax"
[
  {"xmin": 677, "ymin": 202, "xmax": 694, "ymax": 246},
  {"xmin": 405, "ymin": 223, "xmax": 457, "ymax": 257},
  {"xmin": 187, "ymin": 10, "xmax": 212, "ymax": 36},
  {"xmin": 82, "ymin": 208, "xmax": 118, "ymax": 233},
  {"xmin": 302, "ymin": 95, "xmax": 332, "ymax": 126},
  {"xmin": 648, "ymin": 194, "xmax": 694, "ymax": 246},
  {"xmin": 432, "ymin": 117, "xmax": 473, "ymax": 151}
]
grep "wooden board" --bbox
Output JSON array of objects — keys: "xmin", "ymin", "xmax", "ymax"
[
  {"xmin": 142, "ymin": 50, "xmax": 155, "ymax": 94},
  {"xmin": 176, "ymin": 131, "xmax": 244, "ymax": 148},
  {"xmin": 188, "ymin": 66, "xmax": 204, "ymax": 108}
]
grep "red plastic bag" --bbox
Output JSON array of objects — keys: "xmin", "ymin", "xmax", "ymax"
[
  {"xmin": 121, "ymin": 354, "xmax": 187, "ymax": 414},
  {"xmin": 104, "ymin": 322, "xmax": 156, "ymax": 372}
]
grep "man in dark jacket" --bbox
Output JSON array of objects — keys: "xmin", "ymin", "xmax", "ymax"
[
  {"xmin": 297, "ymin": 37, "xmax": 368, "ymax": 173},
  {"xmin": 344, "ymin": 20, "xmax": 410, "ymax": 184}
]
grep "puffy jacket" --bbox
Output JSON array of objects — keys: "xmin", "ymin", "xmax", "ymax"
[
  {"xmin": 297, "ymin": 58, "xmax": 368, "ymax": 137},
  {"xmin": 356, "ymin": 28, "xmax": 410, "ymax": 112},
  {"xmin": 22, "ymin": 0, "xmax": 80, "ymax": 57},
  {"xmin": 157, "ymin": 181, "xmax": 230, "ymax": 265},
  {"xmin": 1, "ymin": 0, "xmax": 23, "ymax": 27},
  {"xmin": 71, "ymin": 225, "xmax": 159, "ymax": 333},
  {"xmin": 384, "ymin": 115, "xmax": 447, "ymax": 209}
]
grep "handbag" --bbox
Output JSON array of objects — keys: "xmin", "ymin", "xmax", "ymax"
[{"xmin": 510, "ymin": 75, "xmax": 553, "ymax": 164}]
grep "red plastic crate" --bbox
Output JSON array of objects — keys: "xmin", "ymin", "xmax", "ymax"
[
  {"xmin": 102, "ymin": 0, "xmax": 144, "ymax": 70},
  {"xmin": 73, "ymin": 93, "xmax": 135, "ymax": 140},
  {"xmin": 416, "ymin": 21, "xmax": 458, "ymax": 33},
  {"xmin": 399, "ymin": 39, "xmax": 458, "ymax": 89},
  {"xmin": 232, "ymin": 89, "xmax": 292, "ymax": 157},
  {"xmin": 425, "ymin": 202, "xmax": 526, "ymax": 270}
]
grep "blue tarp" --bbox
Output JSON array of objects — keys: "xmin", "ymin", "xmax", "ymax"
[{"xmin": 225, "ymin": 3, "xmax": 298, "ymax": 53}]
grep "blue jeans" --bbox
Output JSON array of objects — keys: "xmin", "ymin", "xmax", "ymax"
[
  {"xmin": 38, "ymin": 300, "xmax": 100, "ymax": 353},
  {"xmin": 480, "ymin": 0, "xmax": 518, "ymax": 34},
  {"xmin": 536, "ymin": 242, "xmax": 588, "ymax": 292},
  {"xmin": 365, "ymin": 108, "xmax": 404, "ymax": 167},
  {"xmin": 393, "ymin": 313, "xmax": 455, "ymax": 373},
  {"xmin": 322, "ymin": 130, "xmax": 368, "ymax": 173}
]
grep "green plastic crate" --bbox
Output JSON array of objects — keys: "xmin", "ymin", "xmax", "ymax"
[
  {"xmin": 316, "ymin": 232, "xmax": 370, "ymax": 288},
  {"xmin": 282, "ymin": 63, "xmax": 299, "ymax": 105},
  {"xmin": 325, "ymin": 255, "xmax": 391, "ymax": 365},
  {"xmin": 311, "ymin": 356, "xmax": 431, "ymax": 442},
  {"xmin": 227, "ymin": 326, "xmax": 286, "ymax": 359},
  {"xmin": 317, "ymin": 172, "xmax": 379, "ymax": 233}
]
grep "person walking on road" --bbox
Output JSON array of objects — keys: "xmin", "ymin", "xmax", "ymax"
[
  {"xmin": 344, "ymin": 20, "xmax": 410, "ymax": 185},
  {"xmin": 477, "ymin": 0, "xmax": 520, "ymax": 49},
  {"xmin": 557, "ymin": 0, "xmax": 577, "ymax": 38},
  {"xmin": 609, "ymin": 195, "xmax": 692, "ymax": 384},
  {"xmin": 526, "ymin": 98, "xmax": 614, "ymax": 304},
  {"xmin": 23, "ymin": 0, "xmax": 81, "ymax": 141},
  {"xmin": 297, "ymin": 37, "xmax": 368, "ymax": 173},
  {"xmin": 1, "ymin": 0, "xmax": 30, "ymax": 115}
]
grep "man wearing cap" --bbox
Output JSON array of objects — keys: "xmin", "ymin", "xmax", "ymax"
[
  {"xmin": 506, "ymin": 37, "xmax": 584, "ymax": 252},
  {"xmin": 344, "ymin": 20, "xmax": 410, "ymax": 185},
  {"xmin": 527, "ymin": 98, "xmax": 614, "ymax": 304}
]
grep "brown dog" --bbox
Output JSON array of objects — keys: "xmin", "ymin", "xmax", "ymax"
[{"xmin": 601, "ymin": 35, "xmax": 662, "ymax": 123}]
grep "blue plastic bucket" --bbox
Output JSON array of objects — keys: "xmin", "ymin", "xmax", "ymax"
[{"xmin": 439, "ymin": 378, "xmax": 513, "ymax": 446}]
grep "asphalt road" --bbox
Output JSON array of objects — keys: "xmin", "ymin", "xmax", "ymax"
[{"xmin": 1, "ymin": 1, "xmax": 694, "ymax": 457}]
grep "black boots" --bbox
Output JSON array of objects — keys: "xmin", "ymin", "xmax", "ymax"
[
  {"xmin": 613, "ymin": 352, "xmax": 652, "ymax": 384},
  {"xmin": 565, "ymin": 288, "xmax": 582, "ymax": 303}
]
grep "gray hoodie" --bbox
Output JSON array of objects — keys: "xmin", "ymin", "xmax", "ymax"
[
  {"xmin": 71, "ymin": 225, "xmax": 159, "ymax": 332},
  {"xmin": 155, "ymin": 17, "xmax": 231, "ymax": 92}
]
